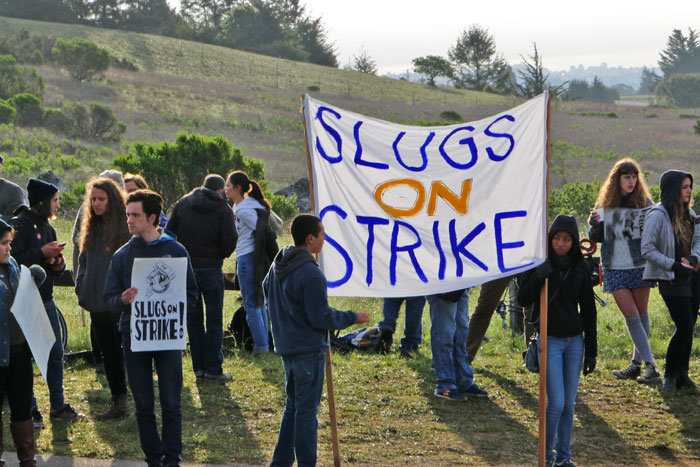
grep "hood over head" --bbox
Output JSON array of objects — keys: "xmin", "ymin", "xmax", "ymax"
[
  {"xmin": 548, "ymin": 214, "xmax": 582, "ymax": 261},
  {"xmin": 659, "ymin": 170, "xmax": 693, "ymax": 219}
]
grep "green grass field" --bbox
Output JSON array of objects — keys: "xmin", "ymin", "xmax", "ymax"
[{"xmin": 7, "ymin": 217, "xmax": 695, "ymax": 465}]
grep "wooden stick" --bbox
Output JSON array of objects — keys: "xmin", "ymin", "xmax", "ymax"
[
  {"xmin": 302, "ymin": 95, "xmax": 342, "ymax": 466},
  {"xmin": 538, "ymin": 90, "xmax": 552, "ymax": 467}
]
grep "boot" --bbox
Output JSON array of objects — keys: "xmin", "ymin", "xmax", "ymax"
[
  {"xmin": 10, "ymin": 420, "xmax": 36, "ymax": 466},
  {"xmin": 677, "ymin": 373, "xmax": 697, "ymax": 390},
  {"xmin": 97, "ymin": 393, "xmax": 129, "ymax": 420},
  {"xmin": 662, "ymin": 376, "xmax": 677, "ymax": 392}
]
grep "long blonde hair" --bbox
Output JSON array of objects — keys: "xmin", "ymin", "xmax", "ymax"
[{"xmin": 595, "ymin": 158, "xmax": 651, "ymax": 209}]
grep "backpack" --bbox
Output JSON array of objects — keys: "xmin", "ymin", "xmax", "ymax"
[{"xmin": 227, "ymin": 304, "xmax": 274, "ymax": 352}]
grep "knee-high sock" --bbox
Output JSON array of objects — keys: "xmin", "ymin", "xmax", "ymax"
[
  {"xmin": 627, "ymin": 315, "xmax": 654, "ymax": 365},
  {"xmin": 639, "ymin": 312, "xmax": 651, "ymax": 338}
]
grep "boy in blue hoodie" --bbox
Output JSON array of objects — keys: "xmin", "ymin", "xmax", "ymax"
[
  {"xmin": 103, "ymin": 190, "xmax": 197, "ymax": 467},
  {"xmin": 264, "ymin": 214, "xmax": 368, "ymax": 467}
]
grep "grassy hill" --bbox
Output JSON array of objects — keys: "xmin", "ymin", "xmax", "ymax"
[{"xmin": 2, "ymin": 15, "xmax": 698, "ymax": 200}]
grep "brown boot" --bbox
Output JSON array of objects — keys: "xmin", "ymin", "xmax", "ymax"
[
  {"xmin": 10, "ymin": 420, "xmax": 36, "ymax": 466},
  {"xmin": 97, "ymin": 393, "xmax": 129, "ymax": 420}
]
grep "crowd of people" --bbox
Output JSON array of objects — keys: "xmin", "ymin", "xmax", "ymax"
[{"xmin": 0, "ymin": 153, "xmax": 698, "ymax": 466}]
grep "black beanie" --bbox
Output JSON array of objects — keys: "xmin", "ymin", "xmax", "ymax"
[{"xmin": 27, "ymin": 178, "xmax": 58, "ymax": 206}]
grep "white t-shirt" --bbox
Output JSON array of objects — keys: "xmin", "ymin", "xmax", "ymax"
[{"xmin": 234, "ymin": 197, "xmax": 265, "ymax": 257}]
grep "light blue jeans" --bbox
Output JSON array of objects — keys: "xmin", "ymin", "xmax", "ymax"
[
  {"xmin": 237, "ymin": 253, "xmax": 269, "ymax": 352},
  {"xmin": 542, "ymin": 334, "xmax": 584, "ymax": 464},
  {"xmin": 378, "ymin": 296, "xmax": 426, "ymax": 350},
  {"xmin": 427, "ymin": 291, "xmax": 475, "ymax": 393}
]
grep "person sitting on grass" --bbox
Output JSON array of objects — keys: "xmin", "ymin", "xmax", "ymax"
[
  {"xmin": 264, "ymin": 213, "xmax": 369, "ymax": 467},
  {"xmin": 518, "ymin": 214, "xmax": 598, "ymax": 467}
]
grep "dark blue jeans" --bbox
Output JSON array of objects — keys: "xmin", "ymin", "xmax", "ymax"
[
  {"xmin": 378, "ymin": 296, "xmax": 426, "ymax": 350},
  {"xmin": 271, "ymin": 351, "xmax": 325, "ymax": 467},
  {"xmin": 189, "ymin": 268, "xmax": 225, "ymax": 375},
  {"xmin": 122, "ymin": 334, "xmax": 182, "ymax": 466},
  {"xmin": 44, "ymin": 299, "xmax": 65, "ymax": 410}
]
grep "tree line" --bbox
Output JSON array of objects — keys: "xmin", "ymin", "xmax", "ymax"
[{"xmin": 0, "ymin": 0, "xmax": 338, "ymax": 67}]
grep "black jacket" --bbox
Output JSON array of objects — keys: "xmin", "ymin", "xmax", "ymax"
[
  {"xmin": 10, "ymin": 206, "xmax": 64, "ymax": 302},
  {"xmin": 518, "ymin": 214, "xmax": 598, "ymax": 358},
  {"xmin": 166, "ymin": 187, "xmax": 237, "ymax": 269}
]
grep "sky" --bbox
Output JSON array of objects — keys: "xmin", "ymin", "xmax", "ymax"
[{"xmin": 166, "ymin": 0, "xmax": 698, "ymax": 75}]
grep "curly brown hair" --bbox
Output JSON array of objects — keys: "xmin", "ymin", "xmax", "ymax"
[
  {"xmin": 594, "ymin": 158, "xmax": 651, "ymax": 209},
  {"xmin": 79, "ymin": 177, "xmax": 129, "ymax": 255}
]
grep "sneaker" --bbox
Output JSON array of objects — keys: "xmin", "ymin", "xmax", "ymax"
[
  {"xmin": 463, "ymin": 384, "xmax": 489, "ymax": 398},
  {"xmin": 612, "ymin": 361, "xmax": 641, "ymax": 379},
  {"xmin": 50, "ymin": 403, "xmax": 83, "ymax": 421},
  {"xmin": 203, "ymin": 372, "xmax": 233, "ymax": 382},
  {"xmin": 637, "ymin": 364, "xmax": 661, "ymax": 384},
  {"xmin": 32, "ymin": 406, "xmax": 45, "ymax": 429},
  {"xmin": 555, "ymin": 460, "xmax": 576, "ymax": 467},
  {"xmin": 398, "ymin": 346, "xmax": 420, "ymax": 359},
  {"xmin": 435, "ymin": 388, "xmax": 466, "ymax": 401}
]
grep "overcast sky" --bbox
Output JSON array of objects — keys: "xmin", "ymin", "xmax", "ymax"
[{"xmin": 167, "ymin": 1, "xmax": 697, "ymax": 74}]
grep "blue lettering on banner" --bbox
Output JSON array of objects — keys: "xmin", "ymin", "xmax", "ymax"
[
  {"xmin": 449, "ymin": 219, "xmax": 487, "ymax": 275},
  {"xmin": 439, "ymin": 126, "xmax": 478, "ymax": 170},
  {"xmin": 315, "ymin": 106, "xmax": 343, "ymax": 163},
  {"xmin": 392, "ymin": 131, "xmax": 433, "ymax": 172},
  {"xmin": 432, "ymin": 220, "xmax": 446, "ymax": 280},
  {"xmin": 356, "ymin": 215, "xmax": 390, "ymax": 285},
  {"xmin": 354, "ymin": 121, "xmax": 389, "ymax": 169},
  {"xmin": 484, "ymin": 115, "xmax": 516, "ymax": 161},
  {"xmin": 494, "ymin": 210, "xmax": 533, "ymax": 273},
  {"xmin": 390, "ymin": 220, "xmax": 428, "ymax": 285},
  {"xmin": 319, "ymin": 205, "xmax": 353, "ymax": 287}
]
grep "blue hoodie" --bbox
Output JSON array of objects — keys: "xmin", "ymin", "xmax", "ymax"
[
  {"xmin": 103, "ymin": 231, "xmax": 198, "ymax": 334},
  {"xmin": 263, "ymin": 245, "xmax": 357, "ymax": 357}
]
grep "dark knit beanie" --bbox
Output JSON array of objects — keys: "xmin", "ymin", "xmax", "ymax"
[{"xmin": 27, "ymin": 178, "xmax": 58, "ymax": 206}]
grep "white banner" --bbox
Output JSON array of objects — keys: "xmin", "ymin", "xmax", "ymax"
[
  {"xmin": 10, "ymin": 266, "xmax": 55, "ymax": 382},
  {"xmin": 130, "ymin": 258, "xmax": 187, "ymax": 352},
  {"xmin": 304, "ymin": 93, "xmax": 549, "ymax": 297}
]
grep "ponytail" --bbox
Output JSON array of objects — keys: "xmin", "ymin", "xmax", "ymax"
[
  {"xmin": 249, "ymin": 180, "xmax": 271, "ymax": 211},
  {"xmin": 227, "ymin": 170, "xmax": 271, "ymax": 210}
]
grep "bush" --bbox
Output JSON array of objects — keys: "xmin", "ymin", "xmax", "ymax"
[
  {"xmin": 655, "ymin": 73, "xmax": 700, "ymax": 108},
  {"xmin": 71, "ymin": 102, "xmax": 126, "ymax": 141},
  {"xmin": 644, "ymin": 113, "xmax": 658, "ymax": 118},
  {"xmin": 679, "ymin": 113, "xmax": 699, "ymax": 119},
  {"xmin": 43, "ymin": 108, "xmax": 72, "ymax": 134},
  {"xmin": 694, "ymin": 119, "xmax": 700, "ymax": 135},
  {"xmin": 52, "ymin": 38, "xmax": 111, "ymax": 82},
  {"xmin": 307, "ymin": 85, "xmax": 320, "ymax": 92},
  {"xmin": 549, "ymin": 179, "xmax": 601, "ymax": 226},
  {"xmin": 0, "ymin": 56, "xmax": 44, "ymax": 99},
  {"xmin": 9, "ymin": 93, "xmax": 42, "ymax": 126},
  {"xmin": 439, "ymin": 110, "xmax": 463, "ymax": 122},
  {"xmin": 113, "ymin": 133, "xmax": 269, "ymax": 210},
  {"xmin": 0, "ymin": 100, "xmax": 16, "ymax": 124}
]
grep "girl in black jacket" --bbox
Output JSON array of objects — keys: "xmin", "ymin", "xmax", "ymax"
[{"xmin": 519, "ymin": 214, "xmax": 597, "ymax": 467}]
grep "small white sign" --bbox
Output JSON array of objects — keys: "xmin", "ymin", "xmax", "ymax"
[
  {"xmin": 130, "ymin": 258, "xmax": 187, "ymax": 352},
  {"xmin": 10, "ymin": 266, "xmax": 56, "ymax": 383}
]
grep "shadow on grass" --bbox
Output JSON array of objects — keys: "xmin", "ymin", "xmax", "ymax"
[
  {"xmin": 187, "ymin": 371, "xmax": 266, "ymax": 464},
  {"xmin": 660, "ymin": 387, "xmax": 700, "ymax": 463},
  {"xmin": 407, "ymin": 356, "xmax": 540, "ymax": 465},
  {"xmin": 575, "ymin": 400, "xmax": 643, "ymax": 464}
]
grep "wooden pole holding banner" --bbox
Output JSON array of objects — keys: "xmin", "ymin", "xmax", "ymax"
[
  {"xmin": 301, "ymin": 95, "xmax": 342, "ymax": 467},
  {"xmin": 538, "ymin": 90, "xmax": 552, "ymax": 467}
]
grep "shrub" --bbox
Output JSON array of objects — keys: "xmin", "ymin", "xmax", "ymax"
[
  {"xmin": 113, "ymin": 133, "xmax": 269, "ymax": 210},
  {"xmin": 679, "ymin": 113, "xmax": 699, "ymax": 119},
  {"xmin": 52, "ymin": 38, "xmax": 111, "ymax": 82},
  {"xmin": 694, "ymin": 119, "xmax": 700, "ymax": 135},
  {"xmin": 644, "ymin": 113, "xmax": 658, "ymax": 118},
  {"xmin": 0, "ymin": 56, "xmax": 44, "ymax": 99},
  {"xmin": 9, "ymin": 93, "xmax": 42, "ymax": 126},
  {"xmin": 0, "ymin": 100, "xmax": 16, "ymax": 124},
  {"xmin": 577, "ymin": 111, "xmax": 617, "ymax": 118},
  {"xmin": 549, "ymin": 179, "xmax": 601, "ymax": 226},
  {"xmin": 43, "ymin": 108, "xmax": 72, "ymax": 134},
  {"xmin": 307, "ymin": 85, "xmax": 320, "ymax": 92},
  {"xmin": 71, "ymin": 102, "xmax": 127, "ymax": 141},
  {"xmin": 439, "ymin": 110, "xmax": 463, "ymax": 122},
  {"xmin": 655, "ymin": 73, "xmax": 700, "ymax": 108}
]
